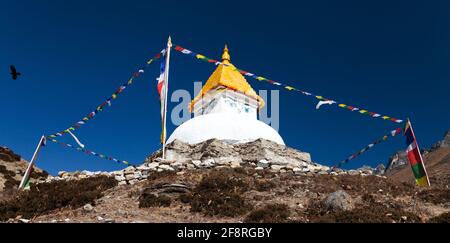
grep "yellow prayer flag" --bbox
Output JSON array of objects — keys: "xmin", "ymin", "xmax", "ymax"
[
  {"xmin": 196, "ymin": 54, "xmax": 206, "ymax": 59},
  {"xmin": 416, "ymin": 176, "xmax": 429, "ymax": 187}
]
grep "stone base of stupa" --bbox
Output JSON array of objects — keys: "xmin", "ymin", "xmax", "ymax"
[{"xmin": 146, "ymin": 138, "xmax": 314, "ymax": 169}]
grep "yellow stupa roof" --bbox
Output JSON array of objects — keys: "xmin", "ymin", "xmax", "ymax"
[{"xmin": 190, "ymin": 45, "xmax": 264, "ymax": 110}]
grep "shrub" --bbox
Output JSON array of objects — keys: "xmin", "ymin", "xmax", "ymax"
[
  {"xmin": 244, "ymin": 204, "xmax": 290, "ymax": 223},
  {"xmin": 0, "ymin": 175, "xmax": 117, "ymax": 221},
  {"xmin": 29, "ymin": 170, "xmax": 49, "ymax": 179},
  {"xmin": 139, "ymin": 193, "xmax": 172, "ymax": 208},
  {"xmin": 0, "ymin": 165, "xmax": 49, "ymax": 192},
  {"xmin": 189, "ymin": 169, "xmax": 253, "ymax": 217},
  {"xmin": 0, "ymin": 165, "xmax": 20, "ymax": 191},
  {"xmin": 308, "ymin": 203, "xmax": 421, "ymax": 223},
  {"xmin": 418, "ymin": 188, "xmax": 450, "ymax": 205},
  {"xmin": 254, "ymin": 179, "xmax": 276, "ymax": 192},
  {"xmin": 428, "ymin": 212, "xmax": 450, "ymax": 223},
  {"xmin": 0, "ymin": 165, "xmax": 15, "ymax": 177}
]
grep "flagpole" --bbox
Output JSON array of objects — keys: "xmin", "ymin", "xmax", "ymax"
[
  {"xmin": 407, "ymin": 118, "xmax": 431, "ymax": 186},
  {"xmin": 18, "ymin": 135, "xmax": 46, "ymax": 190},
  {"xmin": 162, "ymin": 36, "xmax": 172, "ymax": 159}
]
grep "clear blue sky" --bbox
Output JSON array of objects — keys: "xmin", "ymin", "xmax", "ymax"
[{"xmin": 1, "ymin": 0, "xmax": 449, "ymax": 175}]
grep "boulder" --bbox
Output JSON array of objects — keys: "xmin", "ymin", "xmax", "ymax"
[
  {"xmin": 133, "ymin": 171, "xmax": 143, "ymax": 179},
  {"xmin": 293, "ymin": 167, "xmax": 302, "ymax": 175},
  {"xmin": 348, "ymin": 170, "xmax": 359, "ymax": 176},
  {"xmin": 374, "ymin": 164, "xmax": 386, "ymax": 175},
  {"xmin": 270, "ymin": 165, "xmax": 284, "ymax": 172},
  {"xmin": 147, "ymin": 162, "xmax": 159, "ymax": 170},
  {"xmin": 125, "ymin": 174, "xmax": 135, "ymax": 181},
  {"xmin": 301, "ymin": 167, "xmax": 310, "ymax": 173},
  {"xmin": 137, "ymin": 165, "xmax": 150, "ymax": 171},
  {"xmin": 201, "ymin": 158, "xmax": 215, "ymax": 167},
  {"xmin": 171, "ymin": 161, "xmax": 183, "ymax": 169},
  {"xmin": 158, "ymin": 164, "xmax": 175, "ymax": 171},
  {"xmin": 257, "ymin": 159, "xmax": 270, "ymax": 168},
  {"xmin": 323, "ymin": 190, "xmax": 354, "ymax": 211},
  {"xmin": 128, "ymin": 179, "xmax": 139, "ymax": 185},
  {"xmin": 113, "ymin": 171, "xmax": 124, "ymax": 176},
  {"xmin": 215, "ymin": 156, "xmax": 242, "ymax": 165},
  {"xmin": 191, "ymin": 160, "xmax": 201, "ymax": 167},
  {"xmin": 124, "ymin": 166, "xmax": 136, "ymax": 174},
  {"xmin": 83, "ymin": 204, "xmax": 94, "ymax": 212},
  {"xmin": 230, "ymin": 161, "xmax": 241, "ymax": 168}
]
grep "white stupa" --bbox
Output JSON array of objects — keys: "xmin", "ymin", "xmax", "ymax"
[{"xmin": 167, "ymin": 46, "xmax": 285, "ymax": 145}]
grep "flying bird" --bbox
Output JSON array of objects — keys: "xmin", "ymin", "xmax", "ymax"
[{"xmin": 9, "ymin": 65, "xmax": 21, "ymax": 80}]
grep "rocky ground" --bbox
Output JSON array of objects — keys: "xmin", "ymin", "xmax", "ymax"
[
  {"xmin": 0, "ymin": 134, "xmax": 449, "ymax": 223},
  {"xmin": 4, "ymin": 167, "xmax": 450, "ymax": 223},
  {"xmin": 387, "ymin": 131, "xmax": 450, "ymax": 188},
  {"xmin": 0, "ymin": 147, "xmax": 48, "ymax": 201}
]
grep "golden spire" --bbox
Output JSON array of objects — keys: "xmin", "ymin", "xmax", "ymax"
[
  {"xmin": 222, "ymin": 44, "xmax": 231, "ymax": 64},
  {"xmin": 189, "ymin": 45, "xmax": 265, "ymax": 111}
]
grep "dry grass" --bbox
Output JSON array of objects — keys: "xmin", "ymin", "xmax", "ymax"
[
  {"xmin": 245, "ymin": 204, "xmax": 290, "ymax": 223},
  {"xmin": 0, "ymin": 175, "xmax": 117, "ymax": 221}
]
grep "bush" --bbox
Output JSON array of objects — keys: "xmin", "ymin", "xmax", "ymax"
[
  {"xmin": 0, "ymin": 165, "xmax": 15, "ymax": 177},
  {"xmin": 29, "ymin": 170, "xmax": 49, "ymax": 179},
  {"xmin": 0, "ymin": 175, "xmax": 117, "ymax": 221},
  {"xmin": 428, "ymin": 212, "xmax": 450, "ymax": 223},
  {"xmin": 418, "ymin": 188, "xmax": 450, "ymax": 205},
  {"xmin": 0, "ymin": 147, "xmax": 21, "ymax": 162},
  {"xmin": 0, "ymin": 165, "xmax": 49, "ymax": 192},
  {"xmin": 189, "ymin": 169, "xmax": 253, "ymax": 217},
  {"xmin": 139, "ymin": 193, "xmax": 172, "ymax": 208},
  {"xmin": 0, "ymin": 165, "xmax": 20, "ymax": 191},
  {"xmin": 254, "ymin": 179, "xmax": 276, "ymax": 192},
  {"xmin": 308, "ymin": 203, "xmax": 421, "ymax": 223},
  {"xmin": 244, "ymin": 204, "xmax": 290, "ymax": 223}
]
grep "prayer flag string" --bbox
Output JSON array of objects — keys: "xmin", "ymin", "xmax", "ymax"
[
  {"xmin": 172, "ymin": 44, "xmax": 404, "ymax": 124},
  {"xmin": 334, "ymin": 127, "xmax": 403, "ymax": 168},
  {"xmin": 49, "ymin": 138, "xmax": 134, "ymax": 166},
  {"xmin": 47, "ymin": 50, "xmax": 165, "ymax": 139}
]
